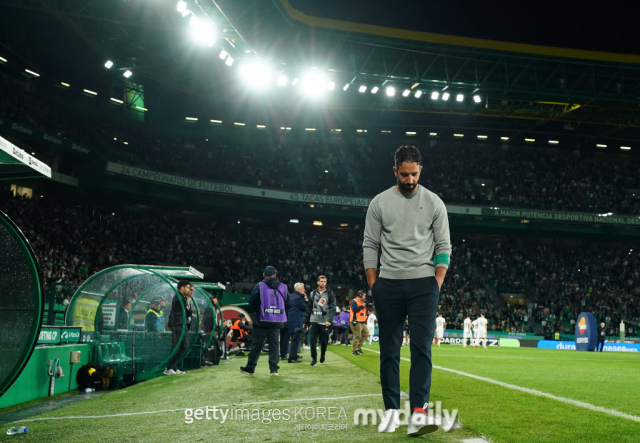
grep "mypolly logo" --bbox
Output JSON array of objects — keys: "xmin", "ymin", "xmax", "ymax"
[{"xmin": 353, "ymin": 401, "xmax": 458, "ymax": 432}]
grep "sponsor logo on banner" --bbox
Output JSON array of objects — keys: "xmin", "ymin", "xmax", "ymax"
[
  {"xmin": 43, "ymin": 133, "xmax": 63, "ymax": 145},
  {"xmin": 575, "ymin": 312, "xmax": 597, "ymax": 351},
  {"xmin": 11, "ymin": 122, "xmax": 33, "ymax": 135},
  {"xmin": 441, "ymin": 337, "xmax": 498, "ymax": 347},
  {"xmin": 578, "ymin": 317, "xmax": 587, "ymax": 335}
]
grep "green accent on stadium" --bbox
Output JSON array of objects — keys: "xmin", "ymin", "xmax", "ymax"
[{"xmin": 499, "ymin": 338, "xmax": 521, "ymax": 348}]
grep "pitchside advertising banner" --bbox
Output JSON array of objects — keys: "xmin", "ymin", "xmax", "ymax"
[
  {"xmin": 481, "ymin": 207, "xmax": 640, "ymax": 227},
  {"xmin": 575, "ymin": 312, "xmax": 597, "ymax": 351},
  {"xmin": 0, "ymin": 116, "xmax": 91, "ymax": 156},
  {"xmin": 537, "ymin": 340, "xmax": 640, "ymax": 352}
]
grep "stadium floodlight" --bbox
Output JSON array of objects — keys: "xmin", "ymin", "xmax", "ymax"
[
  {"xmin": 359, "ymin": 85, "xmax": 367, "ymax": 93},
  {"xmin": 453, "ymin": 133, "xmax": 464, "ymax": 138},
  {"xmin": 176, "ymin": 1, "xmax": 187, "ymax": 13},
  {"xmin": 371, "ymin": 86, "xmax": 379, "ymax": 94},
  {"xmin": 473, "ymin": 95, "xmax": 482, "ymax": 103},
  {"xmin": 83, "ymin": 89, "xmax": 97, "ymax": 95},
  {"xmin": 386, "ymin": 86, "xmax": 395, "ymax": 96},
  {"xmin": 305, "ymin": 128, "xmax": 316, "ymax": 131},
  {"xmin": 60, "ymin": 82, "xmax": 70, "ymax": 87},
  {"xmin": 548, "ymin": 140, "xmax": 559, "ymax": 144},
  {"xmin": 25, "ymin": 69, "xmax": 40, "ymax": 77},
  {"xmin": 381, "ymin": 130, "xmax": 391, "ymax": 133},
  {"xmin": 290, "ymin": 219, "xmax": 299, "ymax": 224},
  {"xmin": 340, "ymin": 223, "xmax": 349, "ymax": 227},
  {"xmin": 136, "ymin": 106, "xmax": 148, "ymax": 112},
  {"xmin": 621, "ymin": 146, "xmax": 631, "ymax": 150},
  {"xmin": 239, "ymin": 60, "xmax": 273, "ymax": 89},
  {"xmin": 110, "ymin": 97, "xmax": 124, "ymax": 104},
  {"xmin": 123, "ymin": 70, "xmax": 133, "ymax": 78},
  {"xmin": 357, "ymin": 129, "xmax": 364, "ymax": 133},
  {"xmin": 277, "ymin": 75, "xmax": 288, "ymax": 86},
  {"xmin": 429, "ymin": 132, "xmax": 438, "ymax": 136},
  {"xmin": 343, "ymin": 83, "xmax": 349, "ymax": 91},
  {"xmin": 481, "ymin": 183, "xmax": 486, "ymax": 187},
  {"xmin": 402, "ymin": 89, "xmax": 411, "ymax": 97},
  {"xmin": 313, "ymin": 221, "xmax": 323, "ymax": 226},
  {"xmin": 225, "ymin": 56, "xmax": 234, "ymax": 66},
  {"xmin": 190, "ymin": 19, "xmax": 217, "ymax": 46},
  {"xmin": 414, "ymin": 90, "xmax": 422, "ymax": 98},
  {"xmin": 442, "ymin": 92, "xmax": 450, "ymax": 101},
  {"xmin": 406, "ymin": 131, "xmax": 416, "ymax": 135},
  {"xmin": 596, "ymin": 144, "xmax": 607, "ymax": 148},
  {"xmin": 477, "ymin": 135, "xmax": 488, "ymax": 139},
  {"xmin": 525, "ymin": 138, "xmax": 535, "ymax": 142},
  {"xmin": 234, "ymin": 122, "xmax": 245, "ymax": 126},
  {"xmin": 219, "ymin": 49, "xmax": 228, "ymax": 60},
  {"xmin": 456, "ymin": 94, "xmax": 464, "ymax": 102},
  {"xmin": 430, "ymin": 91, "xmax": 439, "ymax": 100},
  {"xmin": 123, "ymin": 142, "xmax": 129, "ymax": 145},
  {"xmin": 324, "ymin": 170, "xmax": 328, "ymax": 173},
  {"xmin": 327, "ymin": 81, "xmax": 335, "ymax": 90},
  {"xmin": 0, "ymin": 56, "xmax": 7, "ymax": 63},
  {"xmin": 411, "ymin": 83, "xmax": 420, "ymax": 89},
  {"xmin": 501, "ymin": 136, "xmax": 509, "ymax": 141},
  {"xmin": 300, "ymin": 71, "xmax": 327, "ymax": 98},
  {"xmin": 285, "ymin": 127, "xmax": 292, "ymax": 131},
  {"xmin": 331, "ymin": 129, "xmax": 342, "ymax": 132},
  {"xmin": 185, "ymin": 117, "xmax": 198, "ymax": 121},
  {"xmin": 257, "ymin": 125, "xmax": 266, "ymax": 129},
  {"xmin": 104, "ymin": 60, "xmax": 113, "ymax": 69}
]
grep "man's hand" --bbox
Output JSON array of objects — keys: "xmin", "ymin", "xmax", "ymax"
[
  {"xmin": 435, "ymin": 267, "xmax": 447, "ymax": 290},
  {"xmin": 302, "ymin": 324, "xmax": 306, "ymax": 329},
  {"xmin": 365, "ymin": 268, "xmax": 377, "ymax": 289},
  {"xmin": 325, "ymin": 321, "xmax": 331, "ymax": 327}
]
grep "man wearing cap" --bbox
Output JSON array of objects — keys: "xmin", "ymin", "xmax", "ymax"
[
  {"xmin": 240, "ymin": 266, "xmax": 289, "ymax": 376},
  {"xmin": 303, "ymin": 275, "xmax": 337, "ymax": 366},
  {"xmin": 145, "ymin": 298, "xmax": 165, "ymax": 333}
]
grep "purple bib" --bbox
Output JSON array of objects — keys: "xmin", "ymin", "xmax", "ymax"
[{"xmin": 259, "ymin": 281, "xmax": 287, "ymax": 322}]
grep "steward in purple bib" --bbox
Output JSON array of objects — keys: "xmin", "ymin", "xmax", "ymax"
[{"xmin": 259, "ymin": 281, "xmax": 288, "ymax": 323}]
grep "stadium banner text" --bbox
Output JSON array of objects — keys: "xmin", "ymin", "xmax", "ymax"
[
  {"xmin": 0, "ymin": 116, "xmax": 91, "ymax": 156},
  {"xmin": 481, "ymin": 207, "xmax": 640, "ymax": 227},
  {"xmin": 537, "ymin": 340, "xmax": 640, "ymax": 352},
  {"xmin": 444, "ymin": 330, "xmax": 542, "ymax": 340}
]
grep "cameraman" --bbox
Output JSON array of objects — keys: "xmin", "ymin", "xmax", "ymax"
[
  {"xmin": 350, "ymin": 290, "xmax": 369, "ymax": 355},
  {"xmin": 287, "ymin": 283, "xmax": 307, "ymax": 363}
]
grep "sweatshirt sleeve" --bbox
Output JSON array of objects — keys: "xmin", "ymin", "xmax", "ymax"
[
  {"xmin": 432, "ymin": 196, "xmax": 452, "ymax": 269},
  {"xmin": 363, "ymin": 197, "xmax": 382, "ymax": 270},
  {"xmin": 326, "ymin": 292, "xmax": 337, "ymax": 323}
]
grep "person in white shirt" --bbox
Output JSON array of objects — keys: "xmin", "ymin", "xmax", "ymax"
[
  {"xmin": 473, "ymin": 313, "xmax": 488, "ymax": 349},
  {"xmin": 434, "ymin": 313, "xmax": 446, "ymax": 347},
  {"xmin": 463, "ymin": 315, "xmax": 472, "ymax": 348},
  {"xmin": 367, "ymin": 310, "xmax": 377, "ymax": 345}
]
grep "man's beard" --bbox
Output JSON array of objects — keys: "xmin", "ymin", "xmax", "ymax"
[{"xmin": 397, "ymin": 177, "xmax": 417, "ymax": 193}]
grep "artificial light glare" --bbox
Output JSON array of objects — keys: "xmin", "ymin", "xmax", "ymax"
[
  {"xmin": 456, "ymin": 94, "xmax": 464, "ymax": 102},
  {"xmin": 239, "ymin": 60, "xmax": 273, "ymax": 89},
  {"xmin": 442, "ymin": 92, "xmax": 450, "ymax": 101},
  {"xmin": 104, "ymin": 60, "xmax": 114, "ymax": 69},
  {"xmin": 123, "ymin": 70, "xmax": 133, "ymax": 78},
  {"xmin": 431, "ymin": 91, "xmax": 439, "ymax": 100},
  {"xmin": 473, "ymin": 95, "xmax": 482, "ymax": 103},
  {"xmin": 371, "ymin": 86, "xmax": 379, "ymax": 94},
  {"xmin": 386, "ymin": 86, "xmax": 395, "ymax": 96},
  {"xmin": 402, "ymin": 89, "xmax": 411, "ymax": 97}
]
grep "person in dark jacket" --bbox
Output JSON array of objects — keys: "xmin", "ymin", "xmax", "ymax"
[
  {"xmin": 116, "ymin": 299, "xmax": 132, "ymax": 330},
  {"xmin": 303, "ymin": 275, "xmax": 337, "ymax": 366},
  {"xmin": 597, "ymin": 322, "xmax": 607, "ymax": 352},
  {"xmin": 286, "ymin": 282, "xmax": 307, "ymax": 363},
  {"xmin": 240, "ymin": 266, "xmax": 289, "ymax": 376},
  {"xmin": 164, "ymin": 281, "xmax": 194, "ymax": 375}
]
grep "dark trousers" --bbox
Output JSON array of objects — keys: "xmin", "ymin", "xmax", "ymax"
[
  {"xmin": 597, "ymin": 340, "xmax": 605, "ymax": 352},
  {"xmin": 289, "ymin": 330, "xmax": 302, "ymax": 361},
  {"xmin": 246, "ymin": 327, "xmax": 280, "ymax": 372},
  {"xmin": 309, "ymin": 323, "xmax": 328, "ymax": 361},
  {"xmin": 167, "ymin": 328, "xmax": 189, "ymax": 370},
  {"xmin": 280, "ymin": 328, "xmax": 290, "ymax": 358},
  {"xmin": 372, "ymin": 276, "xmax": 439, "ymax": 411}
]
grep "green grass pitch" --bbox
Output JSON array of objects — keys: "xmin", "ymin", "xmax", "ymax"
[{"xmin": 2, "ymin": 343, "xmax": 639, "ymax": 442}]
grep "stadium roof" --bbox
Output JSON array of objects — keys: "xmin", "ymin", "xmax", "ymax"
[{"xmin": 2, "ymin": 0, "xmax": 640, "ymax": 149}]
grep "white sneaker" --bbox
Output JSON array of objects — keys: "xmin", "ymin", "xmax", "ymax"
[
  {"xmin": 407, "ymin": 411, "xmax": 438, "ymax": 437},
  {"xmin": 175, "ymin": 369, "xmax": 187, "ymax": 375},
  {"xmin": 163, "ymin": 369, "xmax": 176, "ymax": 375},
  {"xmin": 378, "ymin": 409, "xmax": 399, "ymax": 433}
]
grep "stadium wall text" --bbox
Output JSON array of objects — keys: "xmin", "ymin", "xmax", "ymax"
[
  {"xmin": 0, "ymin": 117, "xmax": 92, "ymax": 156},
  {"xmin": 106, "ymin": 162, "xmax": 640, "ymax": 226}
]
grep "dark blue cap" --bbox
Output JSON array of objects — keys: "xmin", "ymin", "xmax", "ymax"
[{"xmin": 263, "ymin": 266, "xmax": 277, "ymax": 277}]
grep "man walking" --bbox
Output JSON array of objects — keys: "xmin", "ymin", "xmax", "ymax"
[
  {"xmin": 363, "ymin": 145, "xmax": 451, "ymax": 436},
  {"xmin": 240, "ymin": 266, "xmax": 288, "ymax": 376},
  {"xmin": 303, "ymin": 275, "xmax": 336, "ymax": 366},
  {"xmin": 165, "ymin": 282, "xmax": 194, "ymax": 375},
  {"xmin": 350, "ymin": 290, "xmax": 369, "ymax": 355}
]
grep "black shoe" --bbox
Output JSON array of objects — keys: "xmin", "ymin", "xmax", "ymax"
[
  {"xmin": 352, "ymin": 351, "xmax": 359, "ymax": 356},
  {"xmin": 310, "ymin": 360, "xmax": 317, "ymax": 366},
  {"xmin": 239, "ymin": 366, "xmax": 254, "ymax": 376},
  {"xmin": 288, "ymin": 359, "xmax": 302, "ymax": 363},
  {"xmin": 357, "ymin": 350, "xmax": 364, "ymax": 355},
  {"xmin": 320, "ymin": 355, "xmax": 325, "ymax": 363}
]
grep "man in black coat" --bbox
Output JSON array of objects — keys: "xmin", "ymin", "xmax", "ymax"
[
  {"xmin": 287, "ymin": 283, "xmax": 307, "ymax": 363},
  {"xmin": 597, "ymin": 322, "xmax": 606, "ymax": 352},
  {"xmin": 165, "ymin": 281, "xmax": 194, "ymax": 375},
  {"xmin": 116, "ymin": 299, "xmax": 132, "ymax": 330}
]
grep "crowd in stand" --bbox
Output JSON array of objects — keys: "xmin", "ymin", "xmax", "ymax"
[
  {"xmin": 3, "ymin": 75, "xmax": 640, "ymax": 215},
  {"xmin": 2, "ymin": 191, "xmax": 639, "ymax": 337}
]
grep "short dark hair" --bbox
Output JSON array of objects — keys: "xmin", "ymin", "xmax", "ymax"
[
  {"xmin": 177, "ymin": 280, "xmax": 192, "ymax": 291},
  {"xmin": 394, "ymin": 145, "xmax": 422, "ymax": 168}
]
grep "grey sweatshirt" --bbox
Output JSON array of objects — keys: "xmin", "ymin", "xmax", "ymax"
[{"xmin": 363, "ymin": 185, "xmax": 452, "ymax": 279}]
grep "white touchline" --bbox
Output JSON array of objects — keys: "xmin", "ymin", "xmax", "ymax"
[
  {"xmin": 11, "ymin": 394, "xmax": 381, "ymax": 423},
  {"xmin": 363, "ymin": 348, "xmax": 640, "ymax": 423}
]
